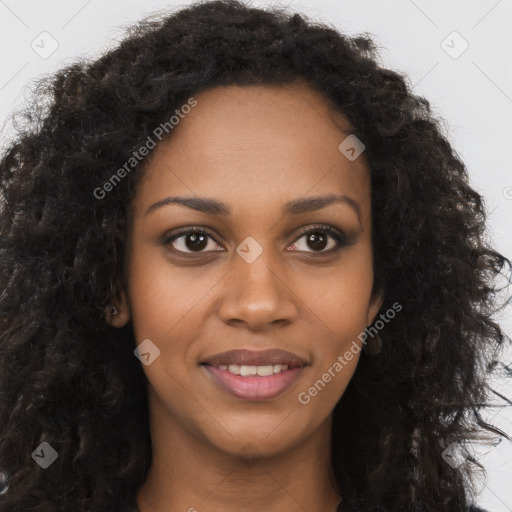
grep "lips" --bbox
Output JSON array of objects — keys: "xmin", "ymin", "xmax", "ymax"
[
  {"xmin": 200, "ymin": 348, "xmax": 308, "ymax": 368},
  {"xmin": 199, "ymin": 349, "xmax": 309, "ymax": 400},
  {"xmin": 202, "ymin": 364, "xmax": 306, "ymax": 400}
]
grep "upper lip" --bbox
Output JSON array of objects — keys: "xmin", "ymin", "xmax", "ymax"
[{"xmin": 201, "ymin": 349, "xmax": 308, "ymax": 368}]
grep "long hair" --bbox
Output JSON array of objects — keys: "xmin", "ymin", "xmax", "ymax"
[{"xmin": 1, "ymin": 1, "xmax": 510, "ymax": 510}]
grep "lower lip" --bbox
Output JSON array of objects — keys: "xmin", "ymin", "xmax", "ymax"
[{"xmin": 202, "ymin": 365, "xmax": 305, "ymax": 400}]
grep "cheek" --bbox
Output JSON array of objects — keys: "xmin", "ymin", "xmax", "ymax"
[
  {"xmin": 292, "ymin": 248, "xmax": 374, "ymax": 409},
  {"xmin": 302, "ymin": 248, "xmax": 374, "ymax": 343},
  {"xmin": 126, "ymin": 246, "xmax": 212, "ymax": 340}
]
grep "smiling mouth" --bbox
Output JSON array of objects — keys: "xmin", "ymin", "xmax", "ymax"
[
  {"xmin": 201, "ymin": 363, "xmax": 297, "ymax": 376},
  {"xmin": 200, "ymin": 363, "xmax": 306, "ymax": 400}
]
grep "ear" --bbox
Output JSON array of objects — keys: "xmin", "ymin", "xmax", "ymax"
[
  {"xmin": 366, "ymin": 286, "xmax": 384, "ymax": 327},
  {"xmin": 105, "ymin": 288, "xmax": 131, "ymax": 328}
]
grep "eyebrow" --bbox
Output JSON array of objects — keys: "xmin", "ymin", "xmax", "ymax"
[{"xmin": 145, "ymin": 193, "xmax": 362, "ymax": 224}]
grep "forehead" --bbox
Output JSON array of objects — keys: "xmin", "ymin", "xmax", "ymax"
[{"xmin": 135, "ymin": 83, "xmax": 371, "ymax": 219}]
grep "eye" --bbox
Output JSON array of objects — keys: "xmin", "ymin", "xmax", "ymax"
[
  {"xmin": 288, "ymin": 224, "xmax": 351, "ymax": 254},
  {"xmin": 163, "ymin": 224, "xmax": 352, "ymax": 255},
  {"xmin": 163, "ymin": 227, "xmax": 223, "ymax": 254}
]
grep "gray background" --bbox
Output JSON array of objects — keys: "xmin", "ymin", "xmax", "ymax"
[{"xmin": 1, "ymin": 1, "xmax": 511, "ymax": 510}]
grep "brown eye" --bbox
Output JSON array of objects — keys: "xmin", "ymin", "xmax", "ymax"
[
  {"xmin": 288, "ymin": 224, "xmax": 351, "ymax": 254},
  {"xmin": 164, "ymin": 229, "xmax": 223, "ymax": 254},
  {"xmin": 163, "ymin": 224, "xmax": 352, "ymax": 257},
  {"xmin": 305, "ymin": 231, "xmax": 329, "ymax": 251}
]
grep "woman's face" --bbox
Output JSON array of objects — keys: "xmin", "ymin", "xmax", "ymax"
[{"xmin": 115, "ymin": 83, "xmax": 383, "ymax": 458}]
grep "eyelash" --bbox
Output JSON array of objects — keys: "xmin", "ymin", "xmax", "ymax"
[{"xmin": 162, "ymin": 224, "xmax": 351, "ymax": 256}]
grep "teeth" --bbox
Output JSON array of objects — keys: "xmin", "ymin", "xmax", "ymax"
[
  {"xmin": 256, "ymin": 365, "xmax": 274, "ymax": 376},
  {"xmin": 217, "ymin": 364, "xmax": 290, "ymax": 376}
]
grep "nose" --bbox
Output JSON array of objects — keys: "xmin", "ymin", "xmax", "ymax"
[{"xmin": 217, "ymin": 246, "xmax": 299, "ymax": 331}]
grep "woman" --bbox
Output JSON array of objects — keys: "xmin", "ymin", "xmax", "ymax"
[{"xmin": 0, "ymin": 1, "xmax": 510, "ymax": 511}]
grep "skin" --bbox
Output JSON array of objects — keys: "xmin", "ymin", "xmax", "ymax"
[{"xmin": 108, "ymin": 82, "xmax": 383, "ymax": 512}]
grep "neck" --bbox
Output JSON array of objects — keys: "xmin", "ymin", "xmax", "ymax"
[{"xmin": 136, "ymin": 391, "xmax": 342, "ymax": 512}]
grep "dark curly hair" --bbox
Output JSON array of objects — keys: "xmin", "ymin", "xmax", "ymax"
[{"xmin": 0, "ymin": 1, "xmax": 510, "ymax": 511}]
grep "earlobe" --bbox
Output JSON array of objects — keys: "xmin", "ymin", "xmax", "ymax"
[
  {"xmin": 105, "ymin": 289, "xmax": 131, "ymax": 327},
  {"xmin": 366, "ymin": 288, "xmax": 385, "ymax": 326},
  {"xmin": 362, "ymin": 289, "xmax": 386, "ymax": 356}
]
